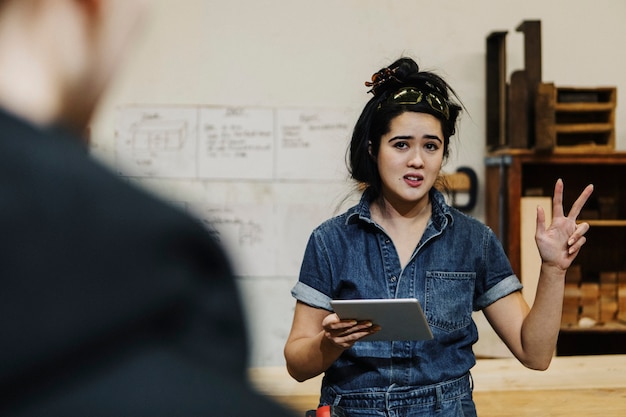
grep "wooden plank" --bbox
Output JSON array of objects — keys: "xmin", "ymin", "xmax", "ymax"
[
  {"xmin": 474, "ymin": 388, "xmax": 626, "ymax": 417},
  {"xmin": 487, "ymin": 148, "xmax": 626, "ymax": 164},
  {"xmin": 249, "ymin": 355, "xmax": 626, "ymax": 416},
  {"xmin": 249, "ymin": 356, "xmax": 626, "ymax": 396},
  {"xmin": 552, "ymin": 144, "xmax": 616, "ymax": 154},
  {"xmin": 555, "ymin": 123, "xmax": 614, "ymax": 134},
  {"xmin": 580, "ymin": 282, "xmax": 600, "ymax": 321},
  {"xmin": 486, "ymin": 31, "xmax": 508, "ymax": 149},
  {"xmin": 471, "ymin": 355, "xmax": 626, "ymax": 391},
  {"xmin": 484, "ymin": 163, "xmax": 504, "ymax": 242},
  {"xmin": 516, "ymin": 20, "xmax": 542, "ymax": 148},
  {"xmin": 520, "ymin": 197, "xmax": 551, "ymax": 305},
  {"xmin": 562, "ymin": 283, "xmax": 581, "ymax": 326},
  {"xmin": 561, "ymin": 321, "xmax": 626, "ymax": 332},
  {"xmin": 556, "ymin": 102, "xmax": 615, "ymax": 112},
  {"xmin": 535, "ymin": 82, "xmax": 556, "ymax": 150},
  {"xmin": 516, "ymin": 20, "xmax": 542, "ymax": 92},
  {"xmin": 587, "ymin": 220, "xmax": 626, "ymax": 227},
  {"xmin": 508, "ymin": 70, "xmax": 529, "ymax": 148},
  {"xmin": 506, "ymin": 156, "xmax": 523, "ymax": 276},
  {"xmin": 619, "ymin": 284, "xmax": 626, "ymax": 322}
]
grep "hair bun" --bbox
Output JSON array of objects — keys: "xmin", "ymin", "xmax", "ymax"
[
  {"xmin": 365, "ymin": 58, "xmax": 420, "ymax": 97},
  {"xmin": 390, "ymin": 58, "xmax": 420, "ymax": 81}
]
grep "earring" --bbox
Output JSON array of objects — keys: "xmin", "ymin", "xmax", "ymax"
[{"xmin": 368, "ymin": 141, "xmax": 376, "ymax": 160}]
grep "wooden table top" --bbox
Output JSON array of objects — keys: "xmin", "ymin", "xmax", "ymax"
[{"xmin": 250, "ymin": 355, "xmax": 626, "ymax": 417}]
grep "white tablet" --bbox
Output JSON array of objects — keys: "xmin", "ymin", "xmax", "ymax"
[{"xmin": 330, "ymin": 298, "xmax": 433, "ymax": 341}]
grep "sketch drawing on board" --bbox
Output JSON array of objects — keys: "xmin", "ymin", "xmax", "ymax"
[
  {"xmin": 198, "ymin": 204, "xmax": 276, "ymax": 277},
  {"xmin": 130, "ymin": 118, "xmax": 188, "ymax": 153},
  {"xmin": 116, "ymin": 106, "xmax": 198, "ymax": 178}
]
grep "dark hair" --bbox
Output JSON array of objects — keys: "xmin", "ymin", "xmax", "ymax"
[{"xmin": 348, "ymin": 57, "xmax": 462, "ymax": 200}]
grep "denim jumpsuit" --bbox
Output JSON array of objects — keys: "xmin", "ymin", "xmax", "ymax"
[{"xmin": 291, "ymin": 189, "xmax": 522, "ymax": 417}]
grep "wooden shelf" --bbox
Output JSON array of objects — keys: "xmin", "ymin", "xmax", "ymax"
[
  {"xmin": 485, "ymin": 151, "xmax": 626, "ymax": 356},
  {"xmin": 535, "ymin": 83, "xmax": 616, "ymax": 151},
  {"xmin": 555, "ymin": 123, "xmax": 613, "ymax": 134},
  {"xmin": 585, "ymin": 220, "xmax": 626, "ymax": 227},
  {"xmin": 556, "ymin": 102, "xmax": 615, "ymax": 112},
  {"xmin": 561, "ymin": 321, "xmax": 626, "ymax": 332}
]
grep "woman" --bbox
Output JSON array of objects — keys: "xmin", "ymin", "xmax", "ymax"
[{"xmin": 283, "ymin": 57, "xmax": 593, "ymax": 417}]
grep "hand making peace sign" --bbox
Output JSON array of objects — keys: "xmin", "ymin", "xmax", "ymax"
[{"xmin": 535, "ymin": 179, "xmax": 594, "ymax": 271}]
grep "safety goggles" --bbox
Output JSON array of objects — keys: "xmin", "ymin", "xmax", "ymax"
[{"xmin": 382, "ymin": 86, "xmax": 450, "ymax": 120}]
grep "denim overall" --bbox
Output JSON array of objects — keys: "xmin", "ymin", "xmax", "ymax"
[{"xmin": 292, "ymin": 189, "xmax": 522, "ymax": 416}]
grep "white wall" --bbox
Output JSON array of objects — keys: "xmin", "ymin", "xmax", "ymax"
[{"xmin": 91, "ymin": 0, "xmax": 626, "ymax": 366}]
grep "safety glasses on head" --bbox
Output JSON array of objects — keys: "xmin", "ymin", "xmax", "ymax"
[{"xmin": 382, "ymin": 87, "xmax": 450, "ymax": 120}]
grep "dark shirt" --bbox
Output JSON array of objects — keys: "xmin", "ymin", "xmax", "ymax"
[{"xmin": 0, "ymin": 109, "xmax": 294, "ymax": 416}]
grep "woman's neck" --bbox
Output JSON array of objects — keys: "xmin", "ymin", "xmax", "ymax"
[
  {"xmin": 371, "ymin": 193, "xmax": 432, "ymax": 225},
  {"xmin": 370, "ymin": 195, "xmax": 432, "ymax": 269}
]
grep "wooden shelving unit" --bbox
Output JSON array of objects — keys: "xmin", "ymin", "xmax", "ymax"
[
  {"xmin": 484, "ymin": 20, "xmax": 624, "ymax": 355},
  {"xmin": 535, "ymin": 84, "xmax": 617, "ymax": 152},
  {"xmin": 485, "ymin": 150, "xmax": 626, "ymax": 355}
]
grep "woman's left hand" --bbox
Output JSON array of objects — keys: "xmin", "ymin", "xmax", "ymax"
[{"xmin": 535, "ymin": 179, "xmax": 594, "ymax": 271}]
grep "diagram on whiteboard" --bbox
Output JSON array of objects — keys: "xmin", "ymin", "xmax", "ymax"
[
  {"xmin": 116, "ymin": 106, "xmax": 198, "ymax": 178},
  {"xmin": 131, "ymin": 118, "xmax": 188, "ymax": 153},
  {"xmin": 197, "ymin": 204, "xmax": 275, "ymax": 277}
]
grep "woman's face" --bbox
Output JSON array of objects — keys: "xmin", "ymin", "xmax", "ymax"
[{"xmin": 375, "ymin": 111, "xmax": 444, "ymax": 210}]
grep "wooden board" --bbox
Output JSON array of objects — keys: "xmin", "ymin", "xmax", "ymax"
[
  {"xmin": 249, "ymin": 355, "xmax": 626, "ymax": 416},
  {"xmin": 520, "ymin": 197, "xmax": 552, "ymax": 306}
]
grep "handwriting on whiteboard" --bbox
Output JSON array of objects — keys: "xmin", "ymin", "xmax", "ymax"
[{"xmin": 116, "ymin": 105, "xmax": 354, "ymax": 181}]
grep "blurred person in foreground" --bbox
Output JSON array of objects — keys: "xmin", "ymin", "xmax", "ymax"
[{"xmin": 0, "ymin": 1, "xmax": 295, "ymax": 416}]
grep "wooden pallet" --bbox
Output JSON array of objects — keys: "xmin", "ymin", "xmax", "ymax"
[{"xmin": 535, "ymin": 83, "xmax": 617, "ymax": 152}]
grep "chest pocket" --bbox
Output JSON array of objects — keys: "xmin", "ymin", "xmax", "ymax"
[{"xmin": 424, "ymin": 271, "xmax": 475, "ymax": 332}]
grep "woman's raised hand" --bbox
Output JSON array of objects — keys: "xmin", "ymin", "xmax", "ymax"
[{"xmin": 535, "ymin": 179, "xmax": 594, "ymax": 271}]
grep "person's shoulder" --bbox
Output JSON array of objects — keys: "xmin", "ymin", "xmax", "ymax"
[
  {"xmin": 446, "ymin": 207, "xmax": 503, "ymax": 245},
  {"xmin": 311, "ymin": 204, "xmax": 359, "ymax": 233},
  {"xmin": 447, "ymin": 206, "xmax": 488, "ymax": 229}
]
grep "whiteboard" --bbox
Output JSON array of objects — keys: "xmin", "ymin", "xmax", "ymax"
[
  {"xmin": 115, "ymin": 105, "xmax": 356, "ymax": 277},
  {"xmin": 115, "ymin": 104, "xmax": 353, "ymax": 181}
]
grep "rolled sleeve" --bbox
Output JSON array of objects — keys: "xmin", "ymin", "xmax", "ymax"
[
  {"xmin": 474, "ymin": 274, "xmax": 523, "ymax": 310},
  {"xmin": 291, "ymin": 281, "xmax": 333, "ymax": 311}
]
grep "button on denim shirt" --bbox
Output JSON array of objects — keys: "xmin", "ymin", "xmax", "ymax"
[{"xmin": 291, "ymin": 188, "xmax": 522, "ymax": 401}]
